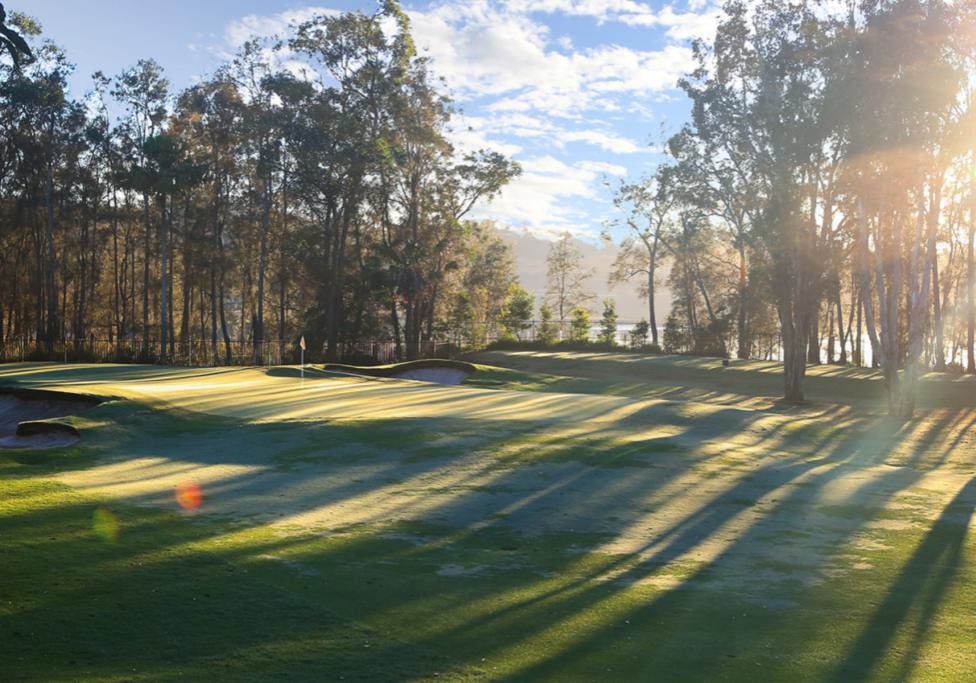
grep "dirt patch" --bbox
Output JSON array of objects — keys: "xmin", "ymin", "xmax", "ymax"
[{"xmin": 0, "ymin": 388, "xmax": 100, "ymax": 449}]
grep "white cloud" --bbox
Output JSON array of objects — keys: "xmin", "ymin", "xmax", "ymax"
[
  {"xmin": 447, "ymin": 116, "xmax": 525, "ymax": 158},
  {"xmin": 578, "ymin": 160, "xmax": 628, "ymax": 175},
  {"xmin": 467, "ymin": 154, "xmax": 627, "ymax": 237},
  {"xmin": 452, "ymin": 112, "xmax": 646, "ymax": 155},
  {"xmin": 410, "ymin": 3, "xmax": 698, "ymax": 117},
  {"xmin": 559, "ymin": 130, "xmax": 647, "ymax": 154},
  {"xmin": 223, "ymin": 7, "xmax": 340, "ymax": 47},
  {"xmin": 656, "ymin": 6, "xmax": 724, "ymax": 40}
]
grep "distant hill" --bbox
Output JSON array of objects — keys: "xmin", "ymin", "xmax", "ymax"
[{"xmin": 497, "ymin": 227, "xmax": 673, "ymax": 323}]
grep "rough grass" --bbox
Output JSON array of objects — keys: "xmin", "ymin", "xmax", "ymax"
[{"xmin": 1, "ymin": 357, "xmax": 976, "ymax": 682}]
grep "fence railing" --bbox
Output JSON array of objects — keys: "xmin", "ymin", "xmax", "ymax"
[{"xmin": 0, "ymin": 338, "xmax": 463, "ymax": 367}]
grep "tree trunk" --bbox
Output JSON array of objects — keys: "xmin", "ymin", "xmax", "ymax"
[
  {"xmin": 160, "ymin": 195, "xmax": 168, "ymax": 364},
  {"xmin": 390, "ymin": 299, "xmax": 402, "ymax": 362},
  {"xmin": 279, "ymin": 278, "xmax": 286, "ymax": 342},
  {"xmin": 45, "ymin": 164, "xmax": 57, "ymax": 348},
  {"xmin": 807, "ymin": 305, "xmax": 820, "ymax": 365},
  {"xmin": 969, "ymin": 161, "xmax": 975, "ymax": 374},
  {"xmin": 781, "ymin": 314, "xmax": 808, "ymax": 402},
  {"xmin": 255, "ymin": 174, "xmax": 271, "ymax": 365},
  {"xmin": 648, "ymin": 260, "xmax": 658, "ymax": 346},
  {"xmin": 215, "ymin": 217, "xmax": 231, "ymax": 365},
  {"xmin": 836, "ymin": 288, "xmax": 847, "ymax": 365},
  {"xmin": 142, "ymin": 192, "xmax": 151, "ymax": 352},
  {"xmin": 180, "ymin": 249, "xmax": 192, "ymax": 345},
  {"xmin": 168, "ymin": 209, "xmax": 176, "ymax": 359},
  {"xmin": 404, "ymin": 302, "xmax": 416, "ymax": 361},
  {"xmin": 326, "ymin": 189, "xmax": 357, "ymax": 362},
  {"xmin": 219, "ymin": 281, "xmax": 231, "ymax": 365},
  {"xmin": 737, "ymin": 250, "xmax": 748, "ymax": 358},
  {"xmin": 933, "ymin": 249, "xmax": 946, "ymax": 371},
  {"xmin": 210, "ymin": 255, "xmax": 218, "ymax": 364},
  {"xmin": 112, "ymin": 194, "xmax": 122, "ymax": 339},
  {"xmin": 826, "ymin": 303, "xmax": 835, "ymax": 364},
  {"xmin": 896, "ymin": 178, "xmax": 941, "ymax": 419}
]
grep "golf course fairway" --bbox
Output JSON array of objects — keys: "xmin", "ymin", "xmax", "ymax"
[{"xmin": 2, "ymin": 353, "xmax": 975, "ymax": 682}]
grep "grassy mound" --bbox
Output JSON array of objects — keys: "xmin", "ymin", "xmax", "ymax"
[{"xmin": 323, "ymin": 358, "xmax": 477, "ymax": 378}]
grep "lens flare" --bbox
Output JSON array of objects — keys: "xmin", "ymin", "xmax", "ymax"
[
  {"xmin": 175, "ymin": 480, "xmax": 202, "ymax": 510},
  {"xmin": 92, "ymin": 506, "xmax": 119, "ymax": 542}
]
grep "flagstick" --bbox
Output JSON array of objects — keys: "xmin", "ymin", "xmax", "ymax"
[{"xmin": 301, "ymin": 347, "xmax": 304, "ymax": 389}]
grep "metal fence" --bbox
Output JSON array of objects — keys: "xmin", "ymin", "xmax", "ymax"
[
  {"xmin": 339, "ymin": 340, "xmax": 458, "ymax": 364},
  {"xmin": 0, "ymin": 338, "xmax": 461, "ymax": 367}
]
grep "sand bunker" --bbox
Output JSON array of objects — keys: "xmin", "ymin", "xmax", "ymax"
[
  {"xmin": 0, "ymin": 388, "xmax": 100, "ymax": 449},
  {"xmin": 324, "ymin": 360, "xmax": 476, "ymax": 385}
]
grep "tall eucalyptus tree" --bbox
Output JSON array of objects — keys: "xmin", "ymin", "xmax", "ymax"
[
  {"xmin": 677, "ymin": 0, "xmax": 846, "ymax": 400},
  {"xmin": 112, "ymin": 59, "xmax": 169, "ymax": 345}
]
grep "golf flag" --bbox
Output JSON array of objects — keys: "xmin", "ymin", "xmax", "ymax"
[{"xmin": 300, "ymin": 335, "xmax": 306, "ymax": 350}]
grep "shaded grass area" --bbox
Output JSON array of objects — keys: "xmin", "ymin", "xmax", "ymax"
[
  {"xmin": 3, "ymin": 365, "xmax": 976, "ymax": 681},
  {"xmin": 464, "ymin": 350, "xmax": 976, "ymax": 410},
  {"xmin": 233, "ymin": 509, "xmax": 976, "ymax": 683},
  {"xmin": 0, "ymin": 474, "xmax": 482, "ymax": 682}
]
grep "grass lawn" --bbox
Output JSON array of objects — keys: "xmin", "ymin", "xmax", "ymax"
[{"xmin": 2, "ymin": 354, "xmax": 976, "ymax": 682}]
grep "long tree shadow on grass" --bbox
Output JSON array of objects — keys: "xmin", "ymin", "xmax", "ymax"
[
  {"xmin": 456, "ymin": 410, "xmax": 976, "ymax": 681},
  {"xmin": 389, "ymin": 411, "xmax": 969, "ymax": 679},
  {"xmin": 822, "ymin": 477, "xmax": 976, "ymax": 683},
  {"xmin": 160, "ymin": 407, "xmax": 976, "ymax": 681},
  {"xmin": 9, "ymin": 373, "xmax": 976, "ymax": 681}
]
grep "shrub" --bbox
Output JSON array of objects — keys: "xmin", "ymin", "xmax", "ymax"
[
  {"xmin": 662, "ymin": 311, "xmax": 690, "ymax": 354},
  {"xmin": 537, "ymin": 302, "xmax": 557, "ymax": 345},
  {"xmin": 630, "ymin": 319, "xmax": 650, "ymax": 349},
  {"xmin": 569, "ymin": 306, "xmax": 590, "ymax": 342},
  {"xmin": 499, "ymin": 285, "xmax": 534, "ymax": 341},
  {"xmin": 598, "ymin": 298, "xmax": 618, "ymax": 346}
]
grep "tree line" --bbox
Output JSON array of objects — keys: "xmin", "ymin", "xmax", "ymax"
[
  {"xmin": 0, "ymin": 1, "xmax": 521, "ymax": 364},
  {"xmin": 603, "ymin": 0, "xmax": 976, "ymax": 417}
]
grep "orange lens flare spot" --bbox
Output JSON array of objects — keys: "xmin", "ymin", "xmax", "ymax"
[{"xmin": 175, "ymin": 480, "xmax": 202, "ymax": 510}]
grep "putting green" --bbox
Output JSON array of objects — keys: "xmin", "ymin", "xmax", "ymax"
[{"xmin": 0, "ymin": 363, "xmax": 653, "ymax": 423}]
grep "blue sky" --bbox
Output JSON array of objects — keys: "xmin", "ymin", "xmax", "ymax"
[{"xmin": 22, "ymin": 0, "xmax": 724, "ymax": 242}]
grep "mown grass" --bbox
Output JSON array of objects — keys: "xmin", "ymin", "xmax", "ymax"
[
  {"xmin": 202, "ymin": 511, "xmax": 976, "ymax": 682},
  {"xmin": 2, "ymin": 359, "xmax": 976, "ymax": 681},
  {"xmin": 464, "ymin": 350, "xmax": 976, "ymax": 410},
  {"xmin": 0, "ymin": 475, "xmax": 482, "ymax": 682}
]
